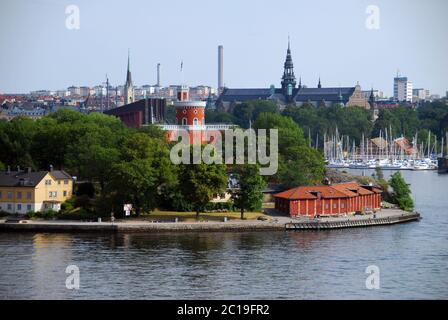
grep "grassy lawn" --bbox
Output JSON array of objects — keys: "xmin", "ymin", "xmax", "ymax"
[{"xmin": 126, "ymin": 210, "xmax": 272, "ymax": 222}]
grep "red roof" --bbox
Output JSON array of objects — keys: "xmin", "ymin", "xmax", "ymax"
[{"xmin": 275, "ymin": 182, "xmax": 377, "ymax": 200}]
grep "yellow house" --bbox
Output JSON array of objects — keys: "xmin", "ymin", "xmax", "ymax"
[{"xmin": 0, "ymin": 168, "xmax": 73, "ymax": 214}]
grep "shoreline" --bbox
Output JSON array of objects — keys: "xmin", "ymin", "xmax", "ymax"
[{"xmin": 0, "ymin": 209, "xmax": 420, "ymax": 233}]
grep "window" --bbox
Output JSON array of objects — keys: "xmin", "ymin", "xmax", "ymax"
[
  {"xmin": 64, "ymin": 180, "xmax": 69, "ymax": 185},
  {"xmin": 17, "ymin": 192, "xmax": 22, "ymax": 199},
  {"xmin": 7, "ymin": 204, "xmax": 12, "ymax": 210},
  {"xmin": 27, "ymin": 192, "xmax": 32, "ymax": 199},
  {"xmin": 49, "ymin": 191, "xmax": 57, "ymax": 198},
  {"xmin": 341, "ymin": 203, "xmax": 345, "ymax": 209},
  {"xmin": 182, "ymin": 118, "xmax": 187, "ymax": 125},
  {"xmin": 333, "ymin": 203, "xmax": 337, "ymax": 209},
  {"xmin": 27, "ymin": 204, "xmax": 32, "ymax": 211},
  {"xmin": 17, "ymin": 204, "xmax": 22, "ymax": 211},
  {"xmin": 325, "ymin": 204, "xmax": 329, "ymax": 209},
  {"xmin": 193, "ymin": 118, "xmax": 198, "ymax": 125},
  {"xmin": 63, "ymin": 191, "xmax": 67, "ymax": 197},
  {"xmin": 45, "ymin": 180, "xmax": 52, "ymax": 185},
  {"xmin": 58, "ymin": 181, "xmax": 61, "ymax": 185},
  {"xmin": 7, "ymin": 192, "xmax": 12, "ymax": 199}
]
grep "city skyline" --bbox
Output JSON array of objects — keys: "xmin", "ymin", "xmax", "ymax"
[{"xmin": 1, "ymin": 0, "xmax": 447, "ymax": 96}]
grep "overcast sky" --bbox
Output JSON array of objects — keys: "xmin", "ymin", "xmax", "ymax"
[{"xmin": 1, "ymin": 0, "xmax": 447, "ymax": 96}]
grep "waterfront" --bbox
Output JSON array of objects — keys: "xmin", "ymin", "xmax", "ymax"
[{"xmin": 0, "ymin": 170, "xmax": 447, "ymax": 299}]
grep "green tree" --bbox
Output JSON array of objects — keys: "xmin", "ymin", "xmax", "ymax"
[
  {"xmin": 232, "ymin": 100, "xmax": 278, "ymax": 128},
  {"xmin": 108, "ymin": 132, "xmax": 177, "ymax": 216},
  {"xmin": 372, "ymin": 109, "xmax": 401, "ymax": 138},
  {"xmin": 177, "ymin": 147, "xmax": 228, "ymax": 218},
  {"xmin": 389, "ymin": 172, "xmax": 414, "ymax": 211},
  {"xmin": 232, "ymin": 164, "xmax": 266, "ymax": 219},
  {"xmin": 254, "ymin": 113, "xmax": 325, "ymax": 187},
  {"xmin": 205, "ymin": 109, "xmax": 237, "ymax": 124}
]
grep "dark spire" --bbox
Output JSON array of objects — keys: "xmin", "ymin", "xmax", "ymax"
[
  {"xmin": 318, "ymin": 77, "xmax": 322, "ymax": 88},
  {"xmin": 125, "ymin": 49, "xmax": 132, "ymax": 86},
  {"xmin": 281, "ymin": 38, "xmax": 296, "ymax": 97},
  {"xmin": 369, "ymin": 88, "xmax": 376, "ymax": 102},
  {"xmin": 298, "ymin": 76, "xmax": 302, "ymax": 90},
  {"xmin": 338, "ymin": 88, "xmax": 344, "ymax": 103}
]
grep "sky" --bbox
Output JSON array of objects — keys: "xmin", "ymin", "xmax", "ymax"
[{"xmin": 0, "ymin": 0, "xmax": 447, "ymax": 97}]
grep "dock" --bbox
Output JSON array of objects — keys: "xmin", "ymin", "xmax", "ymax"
[{"xmin": 285, "ymin": 210, "xmax": 420, "ymax": 231}]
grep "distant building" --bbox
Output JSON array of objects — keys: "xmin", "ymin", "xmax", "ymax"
[
  {"xmin": 79, "ymin": 86, "xmax": 91, "ymax": 97},
  {"xmin": 0, "ymin": 167, "xmax": 73, "ymax": 214},
  {"xmin": 394, "ymin": 76, "xmax": 413, "ymax": 102},
  {"xmin": 67, "ymin": 86, "xmax": 81, "ymax": 96},
  {"xmin": 216, "ymin": 41, "xmax": 371, "ymax": 110},
  {"xmin": 412, "ymin": 88, "xmax": 430, "ymax": 102},
  {"xmin": 362, "ymin": 90, "xmax": 384, "ymax": 99},
  {"xmin": 104, "ymin": 98, "xmax": 166, "ymax": 128}
]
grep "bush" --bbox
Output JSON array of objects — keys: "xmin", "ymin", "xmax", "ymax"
[
  {"xmin": 0, "ymin": 210, "xmax": 9, "ymax": 217},
  {"xmin": 61, "ymin": 198, "xmax": 75, "ymax": 212},
  {"xmin": 26, "ymin": 209, "xmax": 58, "ymax": 220},
  {"xmin": 58, "ymin": 208, "xmax": 95, "ymax": 221},
  {"xmin": 389, "ymin": 172, "xmax": 414, "ymax": 211},
  {"xmin": 204, "ymin": 202, "xmax": 236, "ymax": 212}
]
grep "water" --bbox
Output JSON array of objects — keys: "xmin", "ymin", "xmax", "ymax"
[{"xmin": 0, "ymin": 171, "xmax": 447, "ymax": 299}]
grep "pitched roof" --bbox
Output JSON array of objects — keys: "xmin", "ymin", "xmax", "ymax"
[
  {"xmin": 0, "ymin": 170, "xmax": 71, "ymax": 187},
  {"xmin": 49, "ymin": 170, "xmax": 72, "ymax": 180},
  {"xmin": 274, "ymin": 185, "xmax": 350, "ymax": 200},
  {"xmin": 217, "ymin": 88, "xmax": 273, "ymax": 103},
  {"xmin": 274, "ymin": 182, "xmax": 377, "ymax": 200},
  {"xmin": 294, "ymin": 87, "xmax": 355, "ymax": 102},
  {"xmin": 331, "ymin": 182, "xmax": 374, "ymax": 196}
]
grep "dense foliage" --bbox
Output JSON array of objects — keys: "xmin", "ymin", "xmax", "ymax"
[
  {"xmin": 231, "ymin": 164, "xmax": 267, "ymax": 219},
  {"xmin": 389, "ymin": 172, "xmax": 414, "ymax": 212},
  {"xmin": 207, "ymin": 100, "xmax": 448, "ymax": 145}
]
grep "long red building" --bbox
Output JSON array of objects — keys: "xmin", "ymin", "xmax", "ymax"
[{"xmin": 274, "ymin": 182, "xmax": 382, "ymax": 217}]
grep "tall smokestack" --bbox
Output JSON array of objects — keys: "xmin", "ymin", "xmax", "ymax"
[
  {"xmin": 218, "ymin": 45, "xmax": 223, "ymax": 93},
  {"xmin": 157, "ymin": 63, "xmax": 161, "ymax": 87}
]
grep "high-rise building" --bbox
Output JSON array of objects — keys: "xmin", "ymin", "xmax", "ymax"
[
  {"xmin": 124, "ymin": 50, "xmax": 134, "ymax": 105},
  {"xmin": 218, "ymin": 45, "xmax": 224, "ymax": 93},
  {"xmin": 394, "ymin": 75, "xmax": 413, "ymax": 102}
]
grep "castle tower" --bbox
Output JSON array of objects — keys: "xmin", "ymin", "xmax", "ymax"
[
  {"xmin": 281, "ymin": 38, "xmax": 297, "ymax": 99},
  {"xmin": 124, "ymin": 50, "xmax": 134, "ymax": 105},
  {"xmin": 174, "ymin": 85, "xmax": 205, "ymax": 126}
]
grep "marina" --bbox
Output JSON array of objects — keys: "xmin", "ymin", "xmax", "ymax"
[{"xmin": 324, "ymin": 130, "xmax": 447, "ymax": 171}]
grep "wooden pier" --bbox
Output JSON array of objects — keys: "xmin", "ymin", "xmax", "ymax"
[{"xmin": 285, "ymin": 211, "xmax": 421, "ymax": 231}]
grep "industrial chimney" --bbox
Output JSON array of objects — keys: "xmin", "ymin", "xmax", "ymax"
[
  {"xmin": 156, "ymin": 63, "xmax": 161, "ymax": 87},
  {"xmin": 218, "ymin": 45, "xmax": 223, "ymax": 93}
]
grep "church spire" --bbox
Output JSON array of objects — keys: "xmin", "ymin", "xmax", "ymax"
[
  {"xmin": 126, "ymin": 49, "xmax": 132, "ymax": 86},
  {"xmin": 318, "ymin": 77, "xmax": 322, "ymax": 88},
  {"xmin": 124, "ymin": 49, "xmax": 134, "ymax": 105},
  {"xmin": 281, "ymin": 38, "xmax": 296, "ymax": 98}
]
